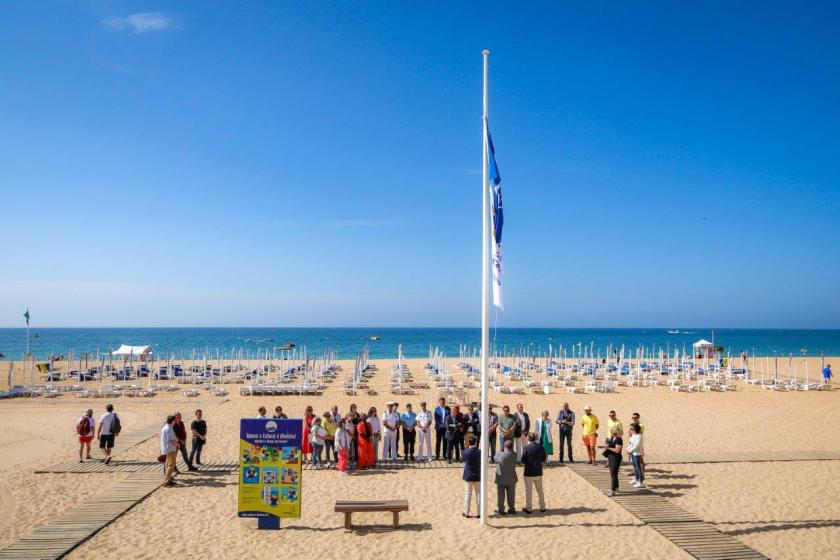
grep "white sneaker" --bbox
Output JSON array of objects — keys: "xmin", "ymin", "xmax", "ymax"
[
  {"xmin": 631, "ymin": 480, "xmax": 640, "ymax": 487},
  {"xmin": 637, "ymin": 483, "xmax": 647, "ymax": 489}
]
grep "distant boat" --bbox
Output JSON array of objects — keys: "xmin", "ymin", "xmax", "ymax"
[
  {"xmin": 370, "ymin": 336, "xmax": 381, "ymax": 341},
  {"xmin": 668, "ymin": 330, "xmax": 680, "ymax": 334},
  {"xmin": 278, "ymin": 343, "xmax": 295, "ymax": 350}
]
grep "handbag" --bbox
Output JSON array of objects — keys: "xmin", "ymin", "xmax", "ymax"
[{"xmin": 157, "ymin": 454, "xmax": 167, "ymax": 463}]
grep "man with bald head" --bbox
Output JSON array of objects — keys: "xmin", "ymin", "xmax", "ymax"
[{"xmin": 556, "ymin": 402, "xmax": 575, "ymax": 463}]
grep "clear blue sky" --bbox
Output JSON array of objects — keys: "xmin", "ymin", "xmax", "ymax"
[{"xmin": 2, "ymin": 2, "xmax": 838, "ymax": 328}]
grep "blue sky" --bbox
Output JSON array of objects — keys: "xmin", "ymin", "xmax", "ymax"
[{"xmin": 1, "ymin": 2, "xmax": 838, "ymax": 328}]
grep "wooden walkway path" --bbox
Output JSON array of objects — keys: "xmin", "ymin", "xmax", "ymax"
[
  {"xmin": 646, "ymin": 449, "xmax": 840, "ymax": 464},
  {"xmin": 36, "ymin": 459, "xmax": 237, "ymax": 474},
  {"xmin": 0, "ymin": 473, "xmax": 162, "ymax": 560},
  {"xmin": 567, "ymin": 463, "xmax": 768, "ymax": 560}
]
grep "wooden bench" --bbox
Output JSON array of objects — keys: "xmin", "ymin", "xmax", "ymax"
[{"xmin": 335, "ymin": 500, "xmax": 409, "ymax": 530}]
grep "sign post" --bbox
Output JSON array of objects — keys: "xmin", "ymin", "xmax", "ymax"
[{"xmin": 238, "ymin": 418, "xmax": 303, "ymax": 529}]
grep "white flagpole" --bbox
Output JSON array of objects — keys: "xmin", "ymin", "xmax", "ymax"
[{"xmin": 479, "ymin": 48, "xmax": 491, "ymax": 526}]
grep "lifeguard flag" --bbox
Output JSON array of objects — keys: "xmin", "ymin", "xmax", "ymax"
[{"xmin": 24, "ymin": 309, "xmax": 30, "ymax": 326}]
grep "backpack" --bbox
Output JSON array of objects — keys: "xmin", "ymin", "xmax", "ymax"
[
  {"xmin": 111, "ymin": 414, "xmax": 122, "ymax": 435},
  {"xmin": 76, "ymin": 416, "xmax": 90, "ymax": 435}
]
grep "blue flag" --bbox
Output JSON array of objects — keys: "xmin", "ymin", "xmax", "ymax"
[
  {"xmin": 486, "ymin": 119, "xmax": 504, "ymax": 310},
  {"xmin": 24, "ymin": 308, "xmax": 30, "ymax": 326}
]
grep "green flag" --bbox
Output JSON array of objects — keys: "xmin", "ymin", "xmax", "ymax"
[{"xmin": 24, "ymin": 308, "xmax": 30, "ymax": 326}]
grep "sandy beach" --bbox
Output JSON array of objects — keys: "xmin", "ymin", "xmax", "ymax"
[{"xmin": 1, "ymin": 356, "xmax": 838, "ymax": 559}]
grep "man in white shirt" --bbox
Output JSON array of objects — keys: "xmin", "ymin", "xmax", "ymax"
[
  {"xmin": 381, "ymin": 403, "xmax": 401, "ymax": 462},
  {"xmin": 415, "ymin": 401, "xmax": 433, "ymax": 462},
  {"xmin": 161, "ymin": 415, "xmax": 179, "ymax": 487},
  {"xmin": 256, "ymin": 406, "xmax": 267, "ymax": 418},
  {"xmin": 96, "ymin": 403, "xmax": 118, "ymax": 465}
]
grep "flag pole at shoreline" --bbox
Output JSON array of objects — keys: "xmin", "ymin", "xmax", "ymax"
[{"xmin": 479, "ymin": 49, "xmax": 491, "ymax": 526}]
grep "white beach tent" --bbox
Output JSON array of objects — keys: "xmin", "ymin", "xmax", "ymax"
[
  {"xmin": 111, "ymin": 345, "xmax": 152, "ymax": 358},
  {"xmin": 692, "ymin": 339, "xmax": 715, "ymax": 359}
]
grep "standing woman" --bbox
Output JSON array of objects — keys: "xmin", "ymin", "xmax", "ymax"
[
  {"xmin": 309, "ymin": 417, "xmax": 326, "ymax": 468},
  {"xmin": 367, "ymin": 407, "xmax": 381, "ymax": 466},
  {"xmin": 301, "ymin": 406, "xmax": 315, "ymax": 464},
  {"xmin": 356, "ymin": 413, "xmax": 373, "ymax": 469},
  {"xmin": 536, "ymin": 410, "xmax": 554, "ymax": 464},
  {"xmin": 599, "ymin": 426, "xmax": 624, "ymax": 496},
  {"xmin": 335, "ymin": 419, "xmax": 351, "ymax": 476}
]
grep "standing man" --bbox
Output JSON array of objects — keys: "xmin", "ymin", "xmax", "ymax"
[
  {"xmin": 401, "ymin": 403, "xmax": 417, "ymax": 461},
  {"xmin": 462, "ymin": 436, "xmax": 481, "ymax": 518},
  {"xmin": 556, "ymin": 402, "xmax": 575, "ymax": 463},
  {"xmin": 272, "ymin": 406, "xmax": 287, "ymax": 419},
  {"xmin": 415, "ymin": 401, "xmax": 433, "ymax": 462},
  {"xmin": 606, "ymin": 410, "xmax": 623, "ymax": 440},
  {"xmin": 76, "ymin": 408, "xmax": 95, "ymax": 463},
  {"xmin": 465, "ymin": 405, "xmax": 481, "ymax": 447},
  {"xmin": 494, "ymin": 440, "xmax": 518, "ymax": 515},
  {"xmin": 498, "ymin": 405, "xmax": 516, "ymax": 452},
  {"xmin": 521, "ymin": 432, "xmax": 547, "ymax": 513},
  {"xmin": 161, "ymin": 415, "xmax": 179, "ymax": 487},
  {"xmin": 189, "ymin": 409, "xmax": 207, "ymax": 467},
  {"xmin": 330, "ymin": 405, "xmax": 342, "ymax": 424},
  {"xmin": 96, "ymin": 403, "xmax": 119, "ymax": 465},
  {"xmin": 487, "ymin": 405, "xmax": 499, "ymax": 462},
  {"xmin": 173, "ymin": 412, "xmax": 196, "ymax": 472},
  {"xmin": 823, "ymin": 363, "xmax": 832, "ymax": 390},
  {"xmin": 446, "ymin": 405, "xmax": 465, "ymax": 463},
  {"xmin": 381, "ymin": 403, "xmax": 400, "ymax": 462},
  {"xmin": 434, "ymin": 397, "xmax": 450, "ymax": 461},
  {"xmin": 322, "ymin": 411, "xmax": 337, "ymax": 466},
  {"xmin": 256, "ymin": 406, "xmax": 267, "ymax": 418},
  {"xmin": 581, "ymin": 406, "xmax": 599, "ymax": 465},
  {"xmin": 514, "ymin": 403, "xmax": 530, "ymax": 462}
]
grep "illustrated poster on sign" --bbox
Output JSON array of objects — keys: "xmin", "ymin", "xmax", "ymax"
[{"xmin": 238, "ymin": 418, "xmax": 302, "ymax": 519}]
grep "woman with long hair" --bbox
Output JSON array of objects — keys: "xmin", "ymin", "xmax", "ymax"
[{"xmin": 301, "ymin": 405, "xmax": 315, "ymax": 464}]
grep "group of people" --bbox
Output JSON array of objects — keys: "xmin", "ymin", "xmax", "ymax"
[
  {"xmin": 259, "ymin": 400, "xmax": 647, "ymax": 500},
  {"xmin": 160, "ymin": 409, "xmax": 208, "ymax": 487}
]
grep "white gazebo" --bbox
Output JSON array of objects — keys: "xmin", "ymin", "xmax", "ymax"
[
  {"xmin": 692, "ymin": 339, "xmax": 715, "ymax": 359},
  {"xmin": 111, "ymin": 344, "xmax": 152, "ymax": 360}
]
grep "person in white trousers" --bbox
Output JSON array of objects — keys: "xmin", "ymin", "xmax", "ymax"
[
  {"xmin": 415, "ymin": 401, "xmax": 433, "ymax": 462},
  {"xmin": 521, "ymin": 432, "xmax": 547, "ymax": 513},
  {"xmin": 381, "ymin": 403, "xmax": 400, "ymax": 462}
]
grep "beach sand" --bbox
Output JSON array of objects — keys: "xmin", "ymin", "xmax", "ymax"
[{"xmin": 0, "ymin": 357, "xmax": 838, "ymax": 559}]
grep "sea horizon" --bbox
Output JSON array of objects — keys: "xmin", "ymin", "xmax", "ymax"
[{"xmin": 2, "ymin": 327, "xmax": 839, "ymax": 360}]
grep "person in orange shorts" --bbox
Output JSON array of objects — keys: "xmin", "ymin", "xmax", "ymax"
[{"xmin": 580, "ymin": 406, "xmax": 599, "ymax": 464}]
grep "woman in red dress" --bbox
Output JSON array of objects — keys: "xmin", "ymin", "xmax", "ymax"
[
  {"xmin": 356, "ymin": 413, "xmax": 373, "ymax": 469},
  {"xmin": 302, "ymin": 406, "xmax": 315, "ymax": 463}
]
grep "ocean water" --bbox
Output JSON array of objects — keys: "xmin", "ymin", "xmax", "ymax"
[{"xmin": 0, "ymin": 328, "xmax": 839, "ymax": 360}]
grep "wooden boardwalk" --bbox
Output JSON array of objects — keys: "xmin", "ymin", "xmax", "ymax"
[
  {"xmin": 36, "ymin": 459, "xmax": 237, "ymax": 474},
  {"xmin": 646, "ymin": 449, "xmax": 840, "ymax": 464},
  {"xmin": 0, "ymin": 473, "xmax": 162, "ymax": 560},
  {"xmin": 567, "ymin": 463, "xmax": 768, "ymax": 560}
]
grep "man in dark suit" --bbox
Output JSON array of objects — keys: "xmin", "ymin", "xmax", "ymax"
[
  {"xmin": 434, "ymin": 398, "xmax": 450, "ymax": 460},
  {"xmin": 494, "ymin": 439, "xmax": 518, "ymax": 515},
  {"xmin": 462, "ymin": 436, "xmax": 481, "ymax": 518},
  {"xmin": 514, "ymin": 403, "xmax": 531, "ymax": 462},
  {"xmin": 521, "ymin": 432, "xmax": 547, "ymax": 513}
]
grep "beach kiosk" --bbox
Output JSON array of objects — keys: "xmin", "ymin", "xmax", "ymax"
[{"xmin": 692, "ymin": 339, "xmax": 715, "ymax": 359}]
